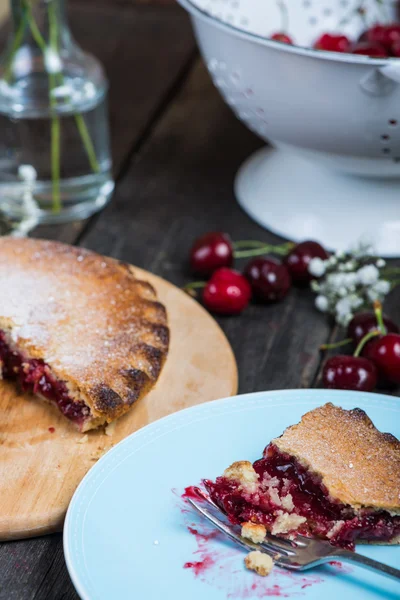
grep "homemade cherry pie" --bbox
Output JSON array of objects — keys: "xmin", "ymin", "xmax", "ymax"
[
  {"xmin": 205, "ymin": 403, "xmax": 400, "ymax": 550},
  {"xmin": 0, "ymin": 237, "xmax": 169, "ymax": 431}
]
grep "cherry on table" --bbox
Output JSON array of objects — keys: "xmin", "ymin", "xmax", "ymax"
[
  {"xmin": 190, "ymin": 232, "xmax": 233, "ymax": 277},
  {"xmin": 202, "ymin": 268, "xmax": 251, "ymax": 315},
  {"xmin": 322, "ymin": 355, "xmax": 377, "ymax": 392},
  {"xmin": 347, "ymin": 312, "xmax": 399, "ymax": 348},
  {"xmin": 351, "ymin": 42, "xmax": 388, "ymax": 57},
  {"xmin": 284, "ymin": 240, "xmax": 328, "ymax": 285},
  {"xmin": 363, "ymin": 333, "xmax": 400, "ymax": 386},
  {"xmin": 244, "ymin": 258, "xmax": 291, "ymax": 303},
  {"xmin": 314, "ymin": 33, "xmax": 351, "ymax": 53},
  {"xmin": 271, "ymin": 32, "xmax": 293, "ymax": 44}
]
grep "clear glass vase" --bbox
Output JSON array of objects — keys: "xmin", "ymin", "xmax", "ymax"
[{"xmin": 0, "ymin": 0, "xmax": 114, "ymax": 224}]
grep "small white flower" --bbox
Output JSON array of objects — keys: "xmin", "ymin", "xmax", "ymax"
[
  {"xmin": 326, "ymin": 256, "xmax": 337, "ymax": 267},
  {"xmin": 373, "ymin": 279, "xmax": 391, "ymax": 294},
  {"xmin": 367, "ymin": 279, "xmax": 391, "ymax": 301},
  {"xmin": 18, "ymin": 164, "xmax": 37, "ymax": 183},
  {"xmin": 357, "ymin": 265, "xmax": 379, "ymax": 286},
  {"xmin": 51, "ymin": 84, "xmax": 71, "ymax": 99},
  {"xmin": 311, "ymin": 280, "xmax": 320, "ymax": 293},
  {"xmin": 308, "ymin": 257, "xmax": 326, "ymax": 278},
  {"xmin": 315, "ymin": 295, "xmax": 329, "ymax": 312},
  {"xmin": 376, "ymin": 259, "xmax": 386, "ymax": 268},
  {"xmin": 336, "ymin": 297, "xmax": 353, "ymax": 318},
  {"xmin": 44, "ymin": 48, "xmax": 62, "ymax": 74}
]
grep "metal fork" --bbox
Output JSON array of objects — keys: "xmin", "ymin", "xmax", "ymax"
[{"xmin": 187, "ymin": 496, "xmax": 400, "ymax": 582}]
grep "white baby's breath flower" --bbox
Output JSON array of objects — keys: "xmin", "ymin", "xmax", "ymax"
[
  {"xmin": 315, "ymin": 295, "xmax": 329, "ymax": 312},
  {"xmin": 311, "ymin": 280, "xmax": 320, "ymax": 293},
  {"xmin": 357, "ymin": 264, "xmax": 379, "ymax": 285},
  {"xmin": 367, "ymin": 279, "xmax": 391, "ymax": 302},
  {"xmin": 376, "ymin": 259, "xmax": 386, "ymax": 268},
  {"xmin": 18, "ymin": 164, "xmax": 37, "ymax": 183},
  {"xmin": 308, "ymin": 257, "xmax": 326, "ymax": 278},
  {"xmin": 373, "ymin": 280, "xmax": 391, "ymax": 294},
  {"xmin": 44, "ymin": 48, "xmax": 62, "ymax": 73}
]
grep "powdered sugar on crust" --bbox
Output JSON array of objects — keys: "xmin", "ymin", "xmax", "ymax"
[
  {"xmin": 273, "ymin": 403, "xmax": 400, "ymax": 512},
  {"xmin": 0, "ymin": 237, "xmax": 169, "ymax": 428}
]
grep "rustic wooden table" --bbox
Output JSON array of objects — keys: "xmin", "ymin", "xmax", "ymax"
[{"xmin": 1, "ymin": 2, "xmax": 399, "ymax": 598}]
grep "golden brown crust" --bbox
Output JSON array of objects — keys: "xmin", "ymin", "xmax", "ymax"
[
  {"xmin": 273, "ymin": 403, "xmax": 400, "ymax": 513},
  {"xmin": 0, "ymin": 237, "xmax": 169, "ymax": 429}
]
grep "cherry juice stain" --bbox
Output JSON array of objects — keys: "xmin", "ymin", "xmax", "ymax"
[{"xmin": 176, "ymin": 488, "xmax": 325, "ymax": 598}]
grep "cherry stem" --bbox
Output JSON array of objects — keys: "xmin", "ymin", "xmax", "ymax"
[
  {"xmin": 320, "ymin": 338, "xmax": 353, "ymax": 351},
  {"xmin": 184, "ymin": 281, "xmax": 206, "ymax": 290},
  {"xmin": 382, "ymin": 267, "xmax": 400, "ymax": 275},
  {"xmin": 390, "ymin": 279, "xmax": 400, "ymax": 290},
  {"xmin": 233, "ymin": 241, "xmax": 295, "ymax": 259},
  {"xmin": 354, "ymin": 330, "xmax": 380, "ymax": 357},
  {"xmin": 373, "ymin": 300, "xmax": 387, "ymax": 335}
]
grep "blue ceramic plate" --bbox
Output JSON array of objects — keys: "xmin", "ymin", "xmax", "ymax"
[{"xmin": 64, "ymin": 389, "xmax": 400, "ymax": 600}]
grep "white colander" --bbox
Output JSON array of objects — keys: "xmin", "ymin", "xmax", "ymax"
[{"xmin": 178, "ymin": 0, "xmax": 400, "ymax": 256}]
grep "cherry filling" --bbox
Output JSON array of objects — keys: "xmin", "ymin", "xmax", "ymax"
[
  {"xmin": 0, "ymin": 331, "xmax": 90, "ymax": 427},
  {"xmin": 205, "ymin": 444, "xmax": 400, "ymax": 550}
]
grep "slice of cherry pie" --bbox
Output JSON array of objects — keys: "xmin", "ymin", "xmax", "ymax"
[
  {"xmin": 0, "ymin": 237, "xmax": 169, "ymax": 432},
  {"xmin": 205, "ymin": 403, "xmax": 400, "ymax": 550}
]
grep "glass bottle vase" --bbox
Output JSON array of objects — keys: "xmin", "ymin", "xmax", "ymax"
[{"xmin": 0, "ymin": 0, "xmax": 114, "ymax": 224}]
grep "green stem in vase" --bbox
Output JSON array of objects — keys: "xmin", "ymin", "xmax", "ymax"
[
  {"xmin": 48, "ymin": 0, "xmax": 61, "ymax": 212},
  {"xmin": 74, "ymin": 113, "xmax": 99, "ymax": 173},
  {"xmin": 50, "ymin": 96, "xmax": 61, "ymax": 212},
  {"xmin": 21, "ymin": 0, "xmax": 100, "ymax": 212},
  {"xmin": 3, "ymin": 8, "xmax": 28, "ymax": 82}
]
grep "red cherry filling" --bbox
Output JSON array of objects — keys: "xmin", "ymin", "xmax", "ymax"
[
  {"xmin": 205, "ymin": 444, "xmax": 399, "ymax": 550},
  {"xmin": 0, "ymin": 331, "xmax": 90, "ymax": 426}
]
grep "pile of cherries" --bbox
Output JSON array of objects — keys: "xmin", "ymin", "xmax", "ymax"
[
  {"xmin": 271, "ymin": 22, "xmax": 400, "ymax": 58},
  {"xmin": 187, "ymin": 231, "xmax": 400, "ymax": 394},
  {"xmin": 188, "ymin": 231, "xmax": 327, "ymax": 314},
  {"xmin": 322, "ymin": 304, "xmax": 400, "ymax": 393}
]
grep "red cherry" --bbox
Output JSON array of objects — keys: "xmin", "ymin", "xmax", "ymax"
[
  {"xmin": 190, "ymin": 232, "xmax": 233, "ymax": 277},
  {"xmin": 244, "ymin": 258, "xmax": 291, "ymax": 303},
  {"xmin": 351, "ymin": 42, "xmax": 388, "ymax": 57},
  {"xmin": 314, "ymin": 33, "xmax": 351, "ymax": 53},
  {"xmin": 347, "ymin": 312, "xmax": 399, "ymax": 347},
  {"xmin": 361, "ymin": 23, "xmax": 400, "ymax": 51},
  {"xmin": 271, "ymin": 32, "xmax": 293, "ymax": 44},
  {"xmin": 363, "ymin": 333, "xmax": 400, "ymax": 385},
  {"xmin": 284, "ymin": 240, "xmax": 328, "ymax": 285},
  {"xmin": 202, "ymin": 268, "xmax": 251, "ymax": 315},
  {"xmin": 322, "ymin": 356, "xmax": 377, "ymax": 392},
  {"xmin": 391, "ymin": 40, "xmax": 400, "ymax": 56}
]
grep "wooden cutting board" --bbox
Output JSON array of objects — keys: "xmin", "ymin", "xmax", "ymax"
[{"xmin": 0, "ymin": 267, "xmax": 238, "ymax": 541}]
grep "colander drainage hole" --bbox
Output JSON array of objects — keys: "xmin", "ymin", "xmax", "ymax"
[
  {"xmin": 382, "ymin": 148, "xmax": 391, "ymax": 154},
  {"xmin": 381, "ymin": 135, "xmax": 390, "ymax": 141},
  {"xmin": 389, "ymin": 119, "xmax": 398, "ymax": 126}
]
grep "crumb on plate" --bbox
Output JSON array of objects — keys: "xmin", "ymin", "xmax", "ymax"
[{"xmin": 245, "ymin": 550, "xmax": 274, "ymax": 576}]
